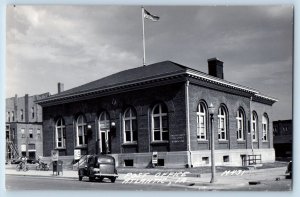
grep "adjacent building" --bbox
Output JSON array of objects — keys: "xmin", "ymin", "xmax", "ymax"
[
  {"xmin": 6, "ymin": 93, "xmax": 50, "ymax": 161},
  {"xmin": 273, "ymin": 119, "xmax": 292, "ymax": 160},
  {"xmin": 37, "ymin": 59, "xmax": 277, "ymax": 167}
]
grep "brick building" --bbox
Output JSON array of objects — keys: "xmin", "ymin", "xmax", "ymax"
[
  {"xmin": 37, "ymin": 59, "xmax": 277, "ymax": 167},
  {"xmin": 273, "ymin": 119, "xmax": 292, "ymax": 160},
  {"xmin": 6, "ymin": 93, "xmax": 50, "ymax": 161}
]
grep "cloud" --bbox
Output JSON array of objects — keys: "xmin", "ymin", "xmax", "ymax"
[{"xmin": 6, "ymin": 5, "xmax": 293, "ymax": 120}]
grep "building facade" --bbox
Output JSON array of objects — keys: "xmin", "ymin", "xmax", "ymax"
[
  {"xmin": 273, "ymin": 119, "xmax": 292, "ymax": 160},
  {"xmin": 37, "ymin": 59, "xmax": 277, "ymax": 167},
  {"xmin": 6, "ymin": 93, "xmax": 50, "ymax": 161}
]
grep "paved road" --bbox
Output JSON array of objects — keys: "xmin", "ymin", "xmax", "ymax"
[{"xmin": 5, "ymin": 174, "xmax": 198, "ymax": 191}]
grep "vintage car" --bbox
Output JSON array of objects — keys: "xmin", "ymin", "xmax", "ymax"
[{"xmin": 78, "ymin": 154, "xmax": 118, "ymax": 182}]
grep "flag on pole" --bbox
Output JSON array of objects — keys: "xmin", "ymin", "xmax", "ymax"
[{"xmin": 144, "ymin": 9, "xmax": 160, "ymax": 21}]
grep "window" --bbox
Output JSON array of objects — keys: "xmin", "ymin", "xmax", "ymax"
[
  {"xmin": 11, "ymin": 111, "xmax": 14, "ymax": 122},
  {"xmin": 20, "ymin": 109, "xmax": 24, "ymax": 121},
  {"xmin": 37, "ymin": 129, "xmax": 41, "ymax": 139},
  {"xmin": 236, "ymin": 109, "xmax": 244, "ymax": 141},
  {"xmin": 252, "ymin": 111, "xmax": 258, "ymax": 141},
  {"xmin": 202, "ymin": 157, "xmax": 209, "ymax": 164},
  {"xmin": 262, "ymin": 114, "xmax": 268, "ymax": 142},
  {"xmin": 76, "ymin": 115, "xmax": 87, "ymax": 146},
  {"xmin": 7, "ymin": 112, "xmax": 10, "ymax": 122},
  {"xmin": 21, "ymin": 128, "xmax": 25, "ymax": 138},
  {"xmin": 218, "ymin": 106, "xmax": 227, "ymax": 140},
  {"xmin": 31, "ymin": 107, "xmax": 35, "ymax": 119},
  {"xmin": 197, "ymin": 102, "xmax": 207, "ymax": 140},
  {"xmin": 99, "ymin": 111, "xmax": 110, "ymax": 153},
  {"xmin": 123, "ymin": 107, "xmax": 137, "ymax": 143},
  {"xmin": 29, "ymin": 129, "xmax": 33, "ymax": 138},
  {"xmin": 223, "ymin": 155, "xmax": 229, "ymax": 162},
  {"xmin": 28, "ymin": 144, "xmax": 35, "ymax": 150},
  {"xmin": 56, "ymin": 118, "xmax": 66, "ymax": 148},
  {"xmin": 151, "ymin": 103, "xmax": 168, "ymax": 142}
]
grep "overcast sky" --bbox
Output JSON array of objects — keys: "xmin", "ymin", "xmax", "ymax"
[{"xmin": 6, "ymin": 5, "xmax": 293, "ymax": 120}]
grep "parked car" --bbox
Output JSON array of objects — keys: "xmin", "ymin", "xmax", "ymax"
[
  {"xmin": 286, "ymin": 161, "xmax": 292, "ymax": 179},
  {"xmin": 78, "ymin": 154, "xmax": 118, "ymax": 183}
]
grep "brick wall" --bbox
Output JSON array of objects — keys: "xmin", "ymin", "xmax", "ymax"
[{"xmin": 42, "ymin": 83, "xmax": 188, "ymax": 157}]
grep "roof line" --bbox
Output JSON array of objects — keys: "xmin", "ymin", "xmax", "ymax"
[{"xmin": 186, "ymin": 69, "xmax": 259, "ymax": 94}]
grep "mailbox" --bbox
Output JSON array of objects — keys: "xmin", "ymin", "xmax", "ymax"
[{"xmin": 53, "ymin": 160, "xmax": 63, "ymax": 175}]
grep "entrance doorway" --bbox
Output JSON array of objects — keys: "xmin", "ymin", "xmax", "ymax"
[{"xmin": 99, "ymin": 111, "xmax": 111, "ymax": 154}]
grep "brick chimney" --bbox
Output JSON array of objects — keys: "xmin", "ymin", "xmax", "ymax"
[
  {"xmin": 58, "ymin": 82, "xmax": 64, "ymax": 94},
  {"xmin": 208, "ymin": 58, "xmax": 224, "ymax": 79}
]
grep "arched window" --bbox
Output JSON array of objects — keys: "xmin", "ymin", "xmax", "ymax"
[
  {"xmin": 151, "ymin": 103, "xmax": 168, "ymax": 142},
  {"xmin": 218, "ymin": 106, "xmax": 227, "ymax": 140},
  {"xmin": 197, "ymin": 102, "xmax": 207, "ymax": 140},
  {"xmin": 252, "ymin": 111, "xmax": 258, "ymax": 141},
  {"xmin": 11, "ymin": 111, "xmax": 14, "ymax": 122},
  {"xmin": 56, "ymin": 118, "xmax": 66, "ymax": 148},
  {"xmin": 99, "ymin": 111, "xmax": 111, "ymax": 153},
  {"xmin": 76, "ymin": 115, "xmax": 87, "ymax": 146},
  {"xmin": 20, "ymin": 109, "xmax": 24, "ymax": 121},
  {"xmin": 31, "ymin": 107, "xmax": 35, "ymax": 119},
  {"xmin": 236, "ymin": 108, "xmax": 245, "ymax": 140},
  {"xmin": 123, "ymin": 107, "xmax": 137, "ymax": 143},
  {"xmin": 262, "ymin": 114, "xmax": 269, "ymax": 141},
  {"xmin": 7, "ymin": 112, "xmax": 10, "ymax": 122}
]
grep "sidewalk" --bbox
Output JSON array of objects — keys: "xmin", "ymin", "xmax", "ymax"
[{"xmin": 5, "ymin": 165, "xmax": 288, "ymax": 190}]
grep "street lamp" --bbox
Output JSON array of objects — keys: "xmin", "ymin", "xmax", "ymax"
[{"xmin": 208, "ymin": 103, "xmax": 216, "ymax": 183}]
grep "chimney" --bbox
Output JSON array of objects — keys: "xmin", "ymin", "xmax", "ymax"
[
  {"xmin": 58, "ymin": 82, "xmax": 64, "ymax": 94},
  {"xmin": 207, "ymin": 57, "xmax": 224, "ymax": 79}
]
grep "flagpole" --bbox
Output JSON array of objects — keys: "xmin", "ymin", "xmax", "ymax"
[{"xmin": 142, "ymin": 6, "xmax": 146, "ymax": 66}]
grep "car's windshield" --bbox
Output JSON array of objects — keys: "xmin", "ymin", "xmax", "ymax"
[{"xmin": 97, "ymin": 157, "xmax": 114, "ymax": 164}]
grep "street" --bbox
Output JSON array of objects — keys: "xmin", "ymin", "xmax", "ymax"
[
  {"xmin": 6, "ymin": 173, "xmax": 292, "ymax": 191},
  {"xmin": 5, "ymin": 175, "xmax": 198, "ymax": 191}
]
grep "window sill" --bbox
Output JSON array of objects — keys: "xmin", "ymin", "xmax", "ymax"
[
  {"xmin": 197, "ymin": 139, "xmax": 208, "ymax": 143},
  {"xmin": 55, "ymin": 147, "xmax": 66, "ymax": 150},
  {"xmin": 75, "ymin": 145, "xmax": 87, "ymax": 149},
  {"xmin": 122, "ymin": 142, "xmax": 138, "ymax": 146},
  {"xmin": 218, "ymin": 140, "xmax": 228, "ymax": 144},
  {"xmin": 150, "ymin": 141, "xmax": 169, "ymax": 145},
  {"xmin": 237, "ymin": 140, "xmax": 246, "ymax": 143},
  {"xmin": 262, "ymin": 141, "xmax": 269, "ymax": 143}
]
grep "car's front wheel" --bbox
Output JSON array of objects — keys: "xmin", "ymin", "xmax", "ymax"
[
  {"xmin": 89, "ymin": 176, "xmax": 95, "ymax": 182},
  {"xmin": 110, "ymin": 177, "xmax": 116, "ymax": 183},
  {"xmin": 79, "ymin": 176, "xmax": 83, "ymax": 181}
]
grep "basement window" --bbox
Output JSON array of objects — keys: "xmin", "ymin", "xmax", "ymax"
[
  {"xmin": 124, "ymin": 159, "xmax": 134, "ymax": 167},
  {"xmin": 157, "ymin": 159, "xmax": 165, "ymax": 166},
  {"xmin": 223, "ymin": 155, "xmax": 229, "ymax": 163},
  {"xmin": 202, "ymin": 157, "xmax": 209, "ymax": 164}
]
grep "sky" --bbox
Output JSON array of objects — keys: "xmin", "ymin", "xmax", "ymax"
[{"xmin": 6, "ymin": 5, "xmax": 293, "ymax": 120}]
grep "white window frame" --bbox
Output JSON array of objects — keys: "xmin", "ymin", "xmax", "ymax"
[
  {"xmin": 252, "ymin": 112, "xmax": 258, "ymax": 141},
  {"xmin": 218, "ymin": 106, "xmax": 227, "ymax": 140},
  {"xmin": 123, "ymin": 108, "xmax": 137, "ymax": 143},
  {"xmin": 7, "ymin": 112, "xmax": 10, "ymax": 122},
  {"xmin": 21, "ymin": 128, "xmax": 25, "ymax": 138},
  {"xmin": 56, "ymin": 118, "xmax": 66, "ymax": 148},
  {"xmin": 98, "ymin": 112, "xmax": 110, "ymax": 153},
  {"xmin": 197, "ymin": 102, "xmax": 207, "ymax": 140},
  {"xmin": 37, "ymin": 129, "xmax": 41, "ymax": 139},
  {"xmin": 29, "ymin": 129, "xmax": 33, "ymax": 138},
  {"xmin": 76, "ymin": 115, "xmax": 87, "ymax": 147},
  {"xmin": 151, "ymin": 103, "xmax": 168, "ymax": 142},
  {"xmin": 31, "ymin": 107, "xmax": 35, "ymax": 119},
  {"xmin": 20, "ymin": 109, "xmax": 24, "ymax": 121},
  {"xmin": 11, "ymin": 111, "xmax": 14, "ymax": 122},
  {"xmin": 236, "ymin": 109, "xmax": 244, "ymax": 141},
  {"xmin": 262, "ymin": 114, "xmax": 268, "ymax": 142}
]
